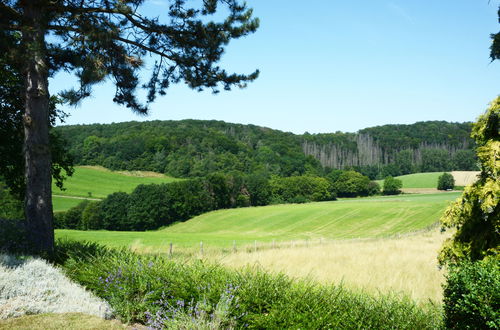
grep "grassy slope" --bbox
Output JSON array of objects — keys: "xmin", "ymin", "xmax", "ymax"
[
  {"xmin": 53, "ymin": 196, "xmax": 86, "ymax": 212},
  {"xmin": 52, "ymin": 166, "xmax": 179, "ymax": 212},
  {"xmin": 376, "ymin": 172, "xmax": 442, "ymax": 188},
  {"xmin": 52, "ymin": 166, "xmax": 179, "ymax": 199},
  {"xmin": 56, "ymin": 192, "xmax": 459, "ymax": 249}
]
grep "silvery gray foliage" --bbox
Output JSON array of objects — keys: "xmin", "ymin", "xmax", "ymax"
[{"xmin": 0, "ymin": 254, "xmax": 112, "ymax": 319}]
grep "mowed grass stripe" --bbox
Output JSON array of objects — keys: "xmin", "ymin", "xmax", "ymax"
[
  {"xmin": 56, "ymin": 192, "xmax": 460, "ymax": 248},
  {"xmin": 52, "ymin": 166, "xmax": 180, "ymax": 199}
]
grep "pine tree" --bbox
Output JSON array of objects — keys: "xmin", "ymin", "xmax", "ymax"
[{"xmin": 0, "ymin": 0, "xmax": 259, "ymax": 254}]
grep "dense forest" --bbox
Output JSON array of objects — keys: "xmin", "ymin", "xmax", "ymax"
[{"xmin": 55, "ymin": 119, "xmax": 477, "ymax": 179}]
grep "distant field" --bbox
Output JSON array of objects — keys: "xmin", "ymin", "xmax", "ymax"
[
  {"xmin": 52, "ymin": 166, "xmax": 180, "ymax": 199},
  {"xmin": 56, "ymin": 192, "xmax": 460, "ymax": 249},
  {"xmin": 53, "ymin": 196, "xmax": 86, "ymax": 212},
  {"xmin": 376, "ymin": 171, "xmax": 479, "ymax": 189}
]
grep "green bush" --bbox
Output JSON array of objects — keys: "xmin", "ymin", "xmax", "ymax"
[
  {"xmin": 383, "ymin": 176, "xmax": 402, "ymax": 195},
  {"xmin": 437, "ymin": 172, "xmax": 455, "ymax": 190},
  {"xmin": 56, "ymin": 240, "xmax": 442, "ymax": 329},
  {"xmin": 0, "ymin": 183, "xmax": 23, "ymax": 220},
  {"xmin": 269, "ymin": 176, "xmax": 333, "ymax": 203},
  {"xmin": 0, "ymin": 219, "xmax": 27, "ymax": 253},
  {"xmin": 100, "ymin": 192, "xmax": 130, "ymax": 230},
  {"xmin": 62, "ymin": 200, "xmax": 90, "ymax": 229},
  {"xmin": 81, "ymin": 201, "xmax": 102, "ymax": 230},
  {"xmin": 443, "ymin": 258, "xmax": 500, "ymax": 329}
]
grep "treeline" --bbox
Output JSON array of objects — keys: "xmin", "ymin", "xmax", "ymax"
[
  {"xmin": 303, "ymin": 121, "xmax": 477, "ymax": 178},
  {"xmin": 54, "ymin": 119, "xmax": 477, "ymax": 180},
  {"xmin": 55, "ymin": 170, "xmax": 382, "ymax": 231}
]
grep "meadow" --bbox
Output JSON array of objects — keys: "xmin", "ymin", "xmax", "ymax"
[
  {"xmin": 52, "ymin": 166, "xmax": 179, "ymax": 199},
  {"xmin": 376, "ymin": 171, "xmax": 479, "ymax": 190},
  {"xmin": 220, "ymin": 229, "xmax": 450, "ymax": 303},
  {"xmin": 51, "ymin": 166, "xmax": 180, "ymax": 212},
  {"xmin": 56, "ymin": 192, "xmax": 459, "ymax": 250}
]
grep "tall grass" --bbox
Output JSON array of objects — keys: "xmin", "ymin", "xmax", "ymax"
[
  {"xmin": 55, "ymin": 240, "xmax": 443, "ymax": 329},
  {"xmin": 219, "ymin": 229, "xmax": 450, "ymax": 303}
]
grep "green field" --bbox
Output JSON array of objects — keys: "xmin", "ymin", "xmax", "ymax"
[
  {"xmin": 52, "ymin": 166, "xmax": 179, "ymax": 199},
  {"xmin": 53, "ymin": 196, "xmax": 86, "ymax": 212},
  {"xmin": 56, "ymin": 192, "xmax": 459, "ymax": 249},
  {"xmin": 376, "ymin": 172, "xmax": 443, "ymax": 189}
]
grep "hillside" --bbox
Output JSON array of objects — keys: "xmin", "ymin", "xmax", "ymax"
[
  {"xmin": 54, "ymin": 119, "xmax": 477, "ymax": 179},
  {"xmin": 51, "ymin": 166, "xmax": 180, "ymax": 212},
  {"xmin": 56, "ymin": 192, "xmax": 459, "ymax": 248},
  {"xmin": 52, "ymin": 165, "xmax": 179, "ymax": 199},
  {"xmin": 375, "ymin": 171, "xmax": 480, "ymax": 190}
]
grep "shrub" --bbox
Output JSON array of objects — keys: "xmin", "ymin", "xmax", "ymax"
[
  {"xmin": 0, "ymin": 184, "xmax": 23, "ymax": 220},
  {"xmin": 99, "ymin": 192, "xmax": 130, "ymax": 230},
  {"xmin": 367, "ymin": 181, "xmax": 381, "ymax": 195},
  {"xmin": 443, "ymin": 258, "xmax": 500, "ymax": 329},
  {"xmin": 0, "ymin": 254, "xmax": 112, "ymax": 319},
  {"xmin": 331, "ymin": 170, "xmax": 372, "ymax": 197},
  {"xmin": 0, "ymin": 219, "xmax": 30, "ymax": 254},
  {"xmin": 270, "ymin": 176, "xmax": 333, "ymax": 203},
  {"xmin": 63, "ymin": 200, "xmax": 90, "ymax": 229},
  {"xmin": 383, "ymin": 176, "xmax": 402, "ymax": 195},
  {"xmin": 437, "ymin": 172, "xmax": 455, "ymax": 190},
  {"xmin": 81, "ymin": 201, "xmax": 102, "ymax": 230}
]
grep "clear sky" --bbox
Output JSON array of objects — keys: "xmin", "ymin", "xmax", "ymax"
[{"xmin": 51, "ymin": 0, "xmax": 500, "ymax": 134}]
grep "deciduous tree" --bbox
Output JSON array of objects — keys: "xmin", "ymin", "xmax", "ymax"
[{"xmin": 0, "ymin": 0, "xmax": 259, "ymax": 253}]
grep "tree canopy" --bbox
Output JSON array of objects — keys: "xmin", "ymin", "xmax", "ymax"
[
  {"xmin": 439, "ymin": 97, "xmax": 500, "ymax": 265},
  {"xmin": 0, "ymin": 0, "xmax": 259, "ymax": 254}
]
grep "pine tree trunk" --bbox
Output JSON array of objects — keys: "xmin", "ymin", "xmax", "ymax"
[{"xmin": 22, "ymin": 1, "xmax": 53, "ymax": 254}]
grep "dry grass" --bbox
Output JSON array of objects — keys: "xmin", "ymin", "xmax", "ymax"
[
  {"xmin": 216, "ymin": 229, "xmax": 451, "ymax": 304},
  {"xmin": 0, "ymin": 313, "xmax": 130, "ymax": 330},
  {"xmin": 80, "ymin": 165, "xmax": 166, "ymax": 178},
  {"xmin": 451, "ymin": 171, "xmax": 480, "ymax": 186}
]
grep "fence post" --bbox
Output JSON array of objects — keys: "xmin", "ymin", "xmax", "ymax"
[
  {"xmin": 200, "ymin": 241, "xmax": 204, "ymax": 257},
  {"xmin": 272, "ymin": 239, "xmax": 276, "ymax": 249},
  {"xmin": 233, "ymin": 240, "xmax": 236, "ymax": 253},
  {"xmin": 169, "ymin": 242, "xmax": 173, "ymax": 258}
]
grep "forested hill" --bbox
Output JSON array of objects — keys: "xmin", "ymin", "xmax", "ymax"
[{"xmin": 55, "ymin": 119, "xmax": 477, "ymax": 179}]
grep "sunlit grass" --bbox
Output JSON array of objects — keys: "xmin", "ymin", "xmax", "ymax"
[
  {"xmin": 217, "ymin": 229, "xmax": 450, "ymax": 304},
  {"xmin": 52, "ymin": 196, "xmax": 86, "ymax": 213},
  {"xmin": 52, "ymin": 165, "xmax": 180, "ymax": 199},
  {"xmin": 56, "ymin": 192, "xmax": 459, "ymax": 249},
  {"xmin": 0, "ymin": 313, "xmax": 125, "ymax": 330}
]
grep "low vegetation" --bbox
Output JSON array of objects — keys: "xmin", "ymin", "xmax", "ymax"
[
  {"xmin": 52, "ymin": 240, "xmax": 443, "ymax": 329},
  {"xmin": 0, "ymin": 313, "xmax": 126, "ymax": 330},
  {"xmin": 220, "ymin": 229, "xmax": 449, "ymax": 303},
  {"xmin": 0, "ymin": 254, "xmax": 111, "ymax": 319}
]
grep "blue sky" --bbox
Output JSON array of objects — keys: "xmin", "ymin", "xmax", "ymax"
[{"xmin": 51, "ymin": 0, "xmax": 500, "ymax": 134}]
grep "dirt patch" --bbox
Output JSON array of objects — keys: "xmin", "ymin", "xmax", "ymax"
[
  {"xmin": 79, "ymin": 165, "xmax": 166, "ymax": 178},
  {"xmin": 451, "ymin": 171, "xmax": 480, "ymax": 186},
  {"xmin": 402, "ymin": 188, "xmax": 441, "ymax": 194}
]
